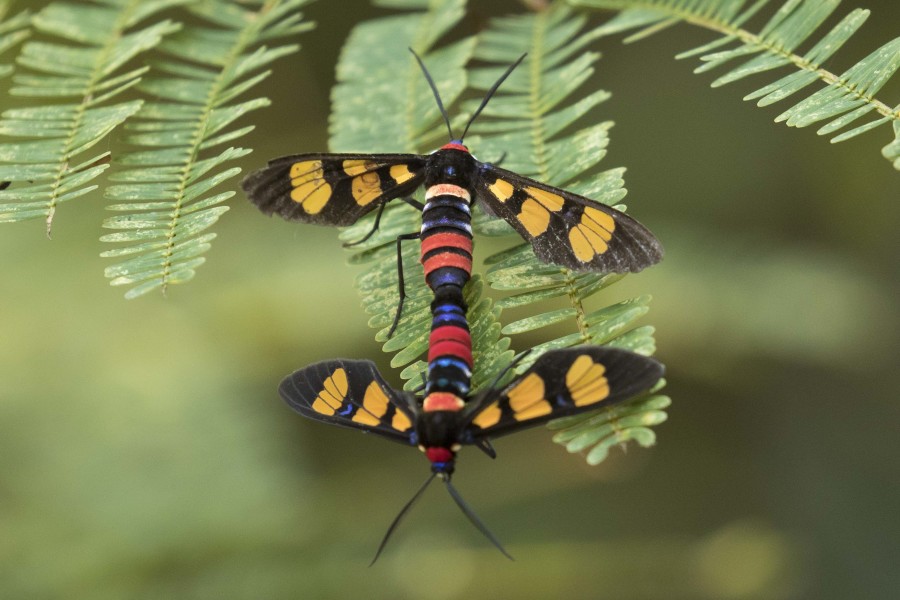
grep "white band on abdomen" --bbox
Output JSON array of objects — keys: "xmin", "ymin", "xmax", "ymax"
[{"xmin": 425, "ymin": 183, "xmax": 471, "ymax": 201}]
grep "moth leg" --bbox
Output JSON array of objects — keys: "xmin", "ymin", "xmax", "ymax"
[
  {"xmin": 400, "ymin": 197, "xmax": 424, "ymax": 211},
  {"xmin": 476, "ymin": 439, "xmax": 497, "ymax": 459},
  {"xmin": 387, "ymin": 232, "xmax": 422, "ymax": 339},
  {"xmin": 342, "ymin": 201, "xmax": 388, "ymax": 248},
  {"xmin": 409, "ymin": 368, "xmax": 428, "ymax": 394},
  {"xmin": 344, "ymin": 197, "xmax": 424, "ymax": 248}
]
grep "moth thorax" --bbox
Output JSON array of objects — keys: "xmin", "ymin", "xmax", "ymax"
[
  {"xmin": 424, "ymin": 147, "xmax": 477, "ymax": 188},
  {"xmin": 423, "ymin": 392, "xmax": 465, "ymax": 412}
]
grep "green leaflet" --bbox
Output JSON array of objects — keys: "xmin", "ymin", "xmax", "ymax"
[
  {"xmin": 330, "ymin": 0, "xmax": 471, "ymax": 153},
  {"xmin": 101, "ymin": 0, "xmax": 314, "ymax": 299},
  {"xmin": 548, "ymin": 383, "xmax": 671, "ymax": 466},
  {"xmin": 0, "ymin": 2, "xmax": 30, "ymax": 80},
  {"xmin": 0, "ymin": 0, "xmax": 180, "ymax": 233},
  {"xmin": 570, "ymin": 0, "xmax": 900, "ymax": 171}
]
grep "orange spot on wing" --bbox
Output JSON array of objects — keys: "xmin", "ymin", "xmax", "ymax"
[
  {"xmin": 524, "ymin": 186, "xmax": 564, "ymax": 212},
  {"xmin": 472, "ymin": 403, "xmax": 501, "ymax": 429},
  {"xmin": 290, "ymin": 160, "xmax": 331, "ymax": 215},
  {"xmin": 518, "ymin": 198, "xmax": 551, "ymax": 237},
  {"xmin": 311, "ymin": 368, "xmax": 348, "ymax": 415},
  {"xmin": 566, "ymin": 355, "xmax": 610, "ymax": 407},
  {"xmin": 390, "ymin": 163, "xmax": 415, "ymax": 184},
  {"xmin": 488, "ymin": 178, "xmax": 514, "ymax": 203},
  {"xmin": 507, "ymin": 373, "xmax": 551, "ymax": 421},
  {"xmin": 569, "ymin": 206, "xmax": 615, "ymax": 261},
  {"xmin": 353, "ymin": 381, "xmax": 390, "ymax": 426}
]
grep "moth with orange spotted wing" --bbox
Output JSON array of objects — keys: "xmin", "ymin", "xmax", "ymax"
[
  {"xmin": 279, "ymin": 345, "xmax": 664, "ymax": 562},
  {"xmin": 242, "ymin": 52, "xmax": 663, "ymax": 336},
  {"xmin": 243, "ymin": 149, "xmax": 662, "ymax": 273}
]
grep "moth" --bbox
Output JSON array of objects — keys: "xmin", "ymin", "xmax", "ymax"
[{"xmin": 281, "ymin": 345, "xmax": 664, "ymax": 562}]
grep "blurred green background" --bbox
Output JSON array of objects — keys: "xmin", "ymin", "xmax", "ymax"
[{"xmin": 1, "ymin": 1, "xmax": 898, "ymax": 598}]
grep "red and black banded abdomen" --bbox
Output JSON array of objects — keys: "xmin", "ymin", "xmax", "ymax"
[
  {"xmin": 419, "ymin": 184, "xmax": 474, "ymax": 291},
  {"xmin": 420, "ymin": 182, "xmax": 475, "ymax": 401}
]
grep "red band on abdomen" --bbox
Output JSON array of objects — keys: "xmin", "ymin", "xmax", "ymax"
[
  {"xmin": 420, "ymin": 232, "xmax": 473, "ymax": 258},
  {"xmin": 429, "ymin": 325, "xmax": 471, "ymax": 348},
  {"xmin": 426, "ymin": 447, "xmax": 455, "ymax": 463},
  {"xmin": 428, "ymin": 340, "xmax": 473, "ymax": 367},
  {"xmin": 422, "ymin": 253, "xmax": 472, "ymax": 276}
]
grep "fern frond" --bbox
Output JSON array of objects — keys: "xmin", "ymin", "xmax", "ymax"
[
  {"xmin": 570, "ymin": 0, "xmax": 900, "ymax": 170},
  {"xmin": 548, "ymin": 378, "xmax": 670, "ymax": 465},
  {"xmin": 331, "ymin": 0, "xmax": 472, "ymax": 153},
  {"xmin": 332, "ymin": 0, "xmax": 515, "ymax": 390},
  {"xmin": 471, "ymin": 2, "xmax": 667, "ymax": 462},
  {"xmin": 101, "ymin": 0, "xmax": 313, "ymax": 299},
  {"xmin": 0, "ymin": 3, "xmax": 30, "ymax": 80},
  {"xmin": 0, "ymin": 0, "xmax": 180, "ymax": 234}
]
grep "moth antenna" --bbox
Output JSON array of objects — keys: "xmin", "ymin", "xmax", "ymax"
[
  {"xmin": 409, "ymin": 48, "xmax": 454, "ymax": 141},
  {"xmin": 459, "ymin": 53, "xmax": 527, "ymax": 142},
  {"xmin": 444, "ymin": 478, "xmax": 513, "ymax": 560},
  {"xmin": 370, "ymin": 473, "xmax": 436, "ymax": 566}
]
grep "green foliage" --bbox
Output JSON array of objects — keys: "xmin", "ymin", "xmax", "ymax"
[
  {"xmin": 549, "ymin": 378, "xmax": 669, "ymax": 465},
  {"xmin": 0, "ymin": 0, "xmax": 180, "ymax": 233},
  {"xmin": 337, "ymin": 0, "xmax": 667, "ymax": 464},
  {"xmin": 1, "ymin": 0, "xmax": 892, "ymax": 299},
  {"xmin": 0, "ymin": 0, "xmax": 310, "ymax": 297},
  {"xmin": 569, "ymin": 0, "xmax": 900, "ymax": 170},
  {"xmin": 331, "ymin": 0, "xmax": 471, "ymax": 153},
  {"xmin": 101, "ymin": 0, "xmax": 313, "ymax": 298},
  {"xmin": 0, "ymin": 2, "xmax": 30, "ymax": 79}
]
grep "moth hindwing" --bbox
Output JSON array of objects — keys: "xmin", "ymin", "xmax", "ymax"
[
  {"xmin": 462, "ymin": 346, "xmax": 665, "ymax": 440},
  {"xmin": 279, "ymin": 359, "xmax": 417, "ymax": 444}
]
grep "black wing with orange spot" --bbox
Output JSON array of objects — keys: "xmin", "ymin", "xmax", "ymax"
[
  {"xmin": 460, "ymin": 347, "xmax": 663, "ymax": 441},
  {"xmin": 279, "ymin": 359, "xmax": 418, "ymax": 444},
  {"xmin": 475, "ymin": 165, "xmax": 663, "ymax": 273},
  {"xmin": 242, "ymin": 153, "xmax": 426, "ymax": 226}
]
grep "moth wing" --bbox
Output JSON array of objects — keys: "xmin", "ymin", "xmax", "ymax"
[
  {"xmin": 279, "ymin": 359, "xmax": 417, "ymax": 444},
  {"xmin": 476, "ymin": 165, "xmax": 663, "ymax": 273},
  {"xmin": 461, "ymin": 347, "xmax": 663, "ymax": 441},
  {"xmin": 243, "ymin": 153, "xmax": 426, "ymax": 226}
]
